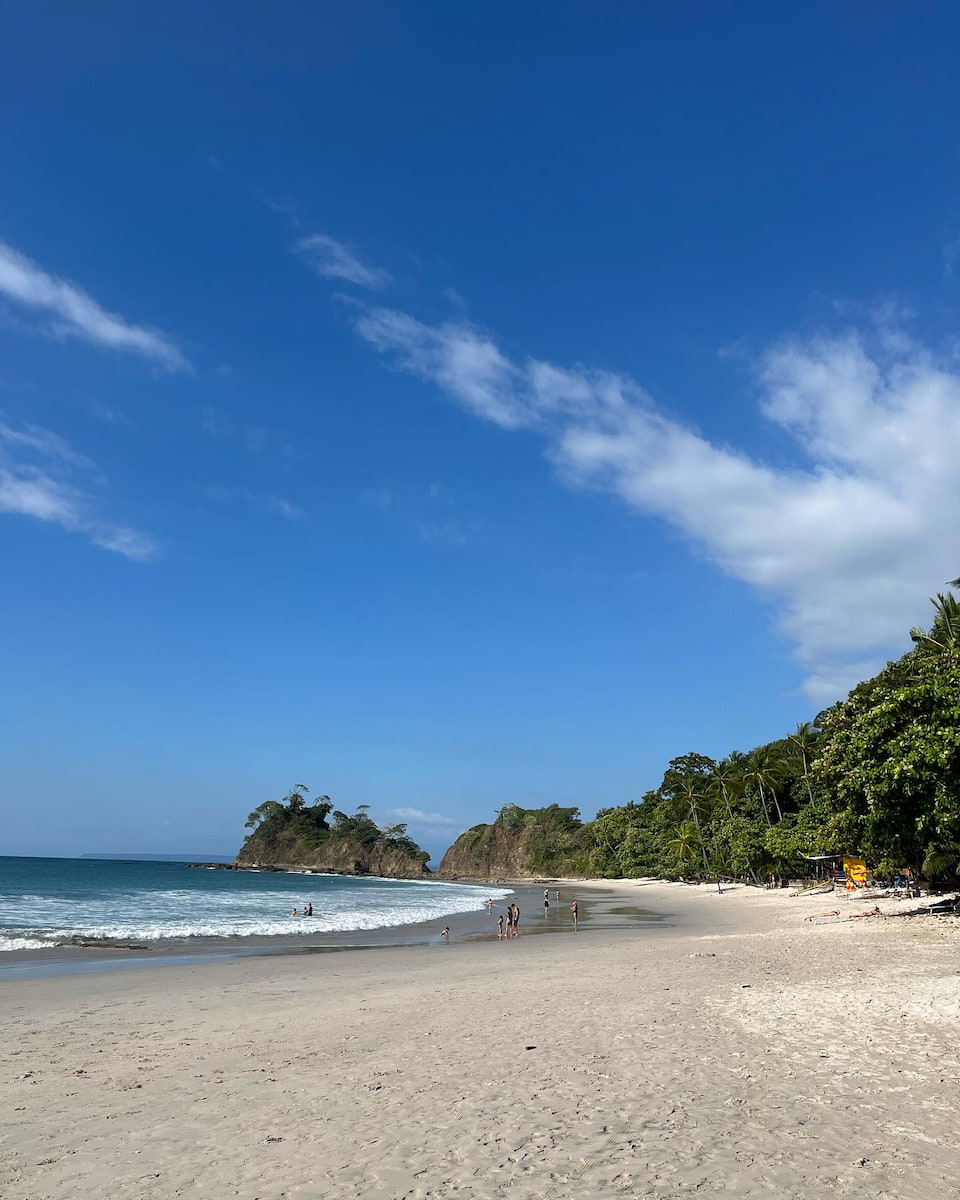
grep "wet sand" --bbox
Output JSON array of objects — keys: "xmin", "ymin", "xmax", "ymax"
[
  {"xmin": 0, "ymin": 883, "xmax": 664, "ymax": 981},
  {"xmin": 1, "ymin": 881, "xmax": 958, "ymax": 1198}
]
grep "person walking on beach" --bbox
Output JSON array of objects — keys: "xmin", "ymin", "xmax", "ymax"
[{"xmin": 497, "ymin": 913, "xmax": 505, "ymax": 939}]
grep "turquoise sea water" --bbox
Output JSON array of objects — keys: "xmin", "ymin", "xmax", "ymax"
[{"xmin": 0, "ymin": 856, "xmax": 511, "ymax": 951}]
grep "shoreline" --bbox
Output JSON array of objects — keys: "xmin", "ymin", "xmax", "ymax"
[{"xmin": 0, "ymin": 880, "xmax": 674, "ymax": 981}]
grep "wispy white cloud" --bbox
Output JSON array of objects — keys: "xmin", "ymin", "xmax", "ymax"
[
  {"xmin": 201, "ymin": 406, "xmax": 294, "ymax": 459},
  {"xmin": 357, "ymin": 486, "xmax": 393, "ymax": 512},
  {"xmin": 944, "ymin": 235, "xmax": 960, "ymax": 279},
  {"xmin": 357, "ymin": 480, "xmax": 482, "ymax": 546},
  {"xmin": 262, "ymin": 495, "xmax": 303, "ymax": 520},
  {"xmin": 416, "ymin": 517, "xmax": 482, "ymax": 547},
  {"xmin": 0, "ymin": 421, "xmax": 157, "ymax": 560},
  {"xmin": 356, "ymin": 309, "xmax": 523, "ymax": 427},
  {"xmin": 387, "ymin": 807, "xmax": 460, "ymax": 828},
  {"xmin": 354, "ymin": 305, "xmax": 960, "ymax": 704},
  {"xmin": 0, "ymin": 242, "xmax": 188, "ymax": 371},
  {"xmin": 0, "ymin": 421, "xmax": 94, "ymax": 469},
  {"xmin": 295, "ymin": 234, "xmax": 391, "ymax": 290},
  {"xmin": 204, "ymin": 483, "xmax": 303, "ymax": 520}
]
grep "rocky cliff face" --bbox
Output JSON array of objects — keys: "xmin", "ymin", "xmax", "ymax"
[
  {"xmin": 437, "ymin": 804, "xmax": 589, "ymax": 879},
  {"xmin": 235, "ymin": 827, "xmax": 431, "ymax": 878},
  {"xmin": 437, "ymin": 822, "xmax": 541, "ymax": 879}
]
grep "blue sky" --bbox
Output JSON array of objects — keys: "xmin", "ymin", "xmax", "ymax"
[{"xmin": 2, "ymin": 2, "xmax": 960, "ymax": 861}]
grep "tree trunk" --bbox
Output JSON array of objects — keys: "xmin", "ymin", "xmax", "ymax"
[{"xmin": 756, "ymin": 780, "xmax": 772, "ymax": 827}]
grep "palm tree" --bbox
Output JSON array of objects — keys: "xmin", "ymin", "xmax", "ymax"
[
  {"xmin": 744, "ymin": 746, "xmax": 784, "ymax": 825},
  {"xmin": 666, "ymin": 820, "xmax": 702, "ymax": 876},
  {"xmin": 677, "ymin": 777, "xmax": 712, "ymax": 876},
  {"xmin": 910, "ymin": 592, "xmax": 960, "ymax": 655},
  {"xmin": 922, "ymin": 840, "xmax": 960, "ymax": 881},
  {"xmin": 285, "ymin": 784, "xmax": 310, "ymax": 811},
  {"xmin": 787, "ymin": 722, "xmax": 818, "ymax": 805},
  {"xmin": 710, "ymin": 758, "xmax": 745, "ymax": 822}
]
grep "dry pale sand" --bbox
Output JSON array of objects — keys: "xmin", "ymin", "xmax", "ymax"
[{"xmin": 2, "ymin": 881, "xmax": 959, "ymax": 1199}]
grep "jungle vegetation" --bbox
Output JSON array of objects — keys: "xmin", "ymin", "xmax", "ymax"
[{"xmin": 589, "ymin": 590, "xmax": 960, "ymax": 882}]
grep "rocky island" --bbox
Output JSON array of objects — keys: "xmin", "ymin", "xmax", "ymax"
[{"xmin": 233, "ymin": 786, "xmax": 432, "ymax": 878}]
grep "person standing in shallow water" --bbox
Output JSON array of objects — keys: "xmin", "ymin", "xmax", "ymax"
[
  {"xmin": 497, "ymin": 913, "xmax": 505, "ymax": 939},
  {"xmin": 570, "ymin": 899, "xmax": 578, "ymax": 928},
  {"xmin": 512, "ymin": 903, "xmax": 520, "ymax": 936},
  {"xmin": 505, "ymin": 906, "xmax": 513, "ymax": 937}
]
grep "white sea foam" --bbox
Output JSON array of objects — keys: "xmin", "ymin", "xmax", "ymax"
[
  {"xmin": 0, "ymin": 936, "xmax": 54, "ymax": 951},
  {"xmin": 0, "ymin": 874, "xmax": 513, "ymax": 948}
]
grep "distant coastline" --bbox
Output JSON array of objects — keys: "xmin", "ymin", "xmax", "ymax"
[{"xmin": 80, "ymin": 853, "xmax": 235, "ymax": 863}]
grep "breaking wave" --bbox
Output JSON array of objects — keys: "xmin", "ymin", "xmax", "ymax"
[{"xmin": 0, "ymin": 868, "xmax": 512, "ymax": 949}]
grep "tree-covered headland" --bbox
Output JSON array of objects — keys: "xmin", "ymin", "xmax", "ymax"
[
  {"xmin": 236, "ymin": 785, "xmax": 431, "ymax": 876},
  {"xmin": 440, "ymin": 590, "xmax": 960, "ymax": 884}
]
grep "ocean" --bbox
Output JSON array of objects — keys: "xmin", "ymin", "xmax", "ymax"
[{"xmin": 0, "ymin": 856, "xmax": 512, "ymax": 952}]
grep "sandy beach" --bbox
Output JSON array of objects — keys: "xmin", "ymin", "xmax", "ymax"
[{"xmin": 2, "ymin": 881, "xmax": 958, "ymax": 1199}]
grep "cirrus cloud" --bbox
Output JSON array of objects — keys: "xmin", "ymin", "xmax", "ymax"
[
  {"xmin": 295, "ymin": 233, "xmax": 391, "ymax": 290},
  {"xmin": 0, "ymin": 241, "xmax": 188, "ymax": 371},
  {"xmin": 0, "ymin": 420, "xmax": 157, "ymax": 560}
]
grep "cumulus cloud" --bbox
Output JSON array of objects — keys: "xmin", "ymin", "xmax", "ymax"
[
  {"xmin": 295, "ymin": 234, "xmax": 391, "ymax": 289},
  {"xmin": 354, "ymin": 306, "xmax": 960, "ymax": 704},
  {"xmin": 387, "ymin": 807, "xmax": 460, "ymax": 827},
  {"xmin": 0, "ymin": 242, "xmax": 188, "ymax": 370},
  {"xmin": 0, "ymin": 421, "xmax": 157, "ymax": 560}
]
